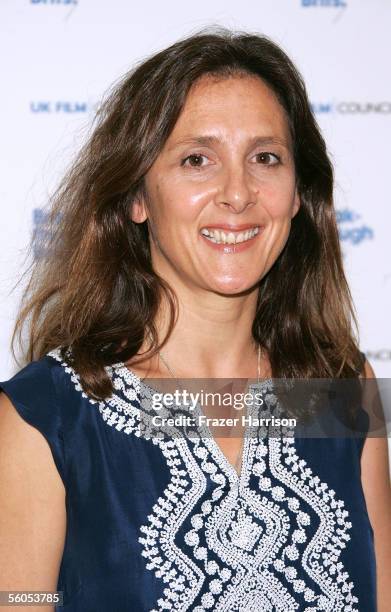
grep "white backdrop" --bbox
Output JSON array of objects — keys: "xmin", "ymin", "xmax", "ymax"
[{"xmin": 1, "ymin": 0, "xmax": 390, "ymax": 385}]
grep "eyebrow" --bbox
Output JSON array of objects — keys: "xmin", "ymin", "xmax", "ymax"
[{"xmin": 168, "ymin": 135, "xmax": 291, "ymax": 151}]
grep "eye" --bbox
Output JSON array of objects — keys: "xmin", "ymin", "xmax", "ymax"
[
  {"xmin": 181, "ymin": 154, "xmax": 209, "ymax": 168},
  {"xmin": 253, "ymin": 152, "xmax": 281, "ymax": 166}
]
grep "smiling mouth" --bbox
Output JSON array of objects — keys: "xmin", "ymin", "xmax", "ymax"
[{"xmin": 200, "ymin": 226, "xmax": 260, "ymax": 245}]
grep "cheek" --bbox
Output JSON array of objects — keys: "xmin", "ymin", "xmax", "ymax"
[
  {"xmin": 260, "ymin": 178, "xmax": 297, "ymax": 219},
  {"xmin": 163, "ymin": 165, "xmax": 222, "ymax": 205},
  {"xmin": 147, "ymin": 185, "xmax": 199, "ymax": 233},
  {"xmin": 158, "ymin": 181, "xmax": 212, "ymax": 225}
]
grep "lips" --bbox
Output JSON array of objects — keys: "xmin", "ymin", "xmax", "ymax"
[
  {"xmin": 199, "ymin": 224, "xmax": 263, "ymax": 251},
  {"xmin": 201, "ymin": 226, "xmax": 259, "ymax": 243}
]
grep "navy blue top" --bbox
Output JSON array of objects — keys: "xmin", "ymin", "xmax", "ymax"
[{"xmin": 0, "ymin": 348, "xmax": 376, "ymax": 611}]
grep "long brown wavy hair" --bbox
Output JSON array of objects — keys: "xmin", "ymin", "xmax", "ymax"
[{"xmin": 11, "ymin": 27, "xmax": 365, "ymax": 400}]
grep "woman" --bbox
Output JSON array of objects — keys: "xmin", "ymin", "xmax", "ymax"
[{"xmin": 0, "ymin": 28, "xmax": 390, "ymax": 611}]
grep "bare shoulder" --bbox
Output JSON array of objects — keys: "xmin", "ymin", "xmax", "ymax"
[
  {"xmin": 359, "ymin": 356, "xmax": 391, "ymax": 525},
  {"xmin": 358, "ymin": 358, "xmax": 391, "ymax": 609},
  {"xmin": 359, "ymin": 356, "xmax": 376, "ymax": 380},
  {"xmin": 0, "ymin": 391, "xmax": 66, "ymax": 604},
  {"xmin": 359, "ymin": 357, "xmax": 390, "ymax": 493}
]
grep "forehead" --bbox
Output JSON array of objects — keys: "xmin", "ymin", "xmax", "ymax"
[{"xmin": 168, "ymin": 73, "xmax": 292, "ymax": 144}]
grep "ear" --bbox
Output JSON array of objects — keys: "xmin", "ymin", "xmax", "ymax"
[
  {"xmin": 130, "ymin": 194, "xmax": 148, "ymax": 224},
  {"xmin": 291, "ymin": 187, "xmax": 300, "ymax": 219}
]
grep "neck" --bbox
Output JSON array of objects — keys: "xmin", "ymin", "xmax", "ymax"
[{"xmin": 132, "ymin": 283, "xmax": 269, "ymax": 380}]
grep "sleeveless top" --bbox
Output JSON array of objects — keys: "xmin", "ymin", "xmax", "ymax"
[{"xmin": 0, "ymin": 348, "xmax": 376, "ymax": 612}]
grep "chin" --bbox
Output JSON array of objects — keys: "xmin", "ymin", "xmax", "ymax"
[{"xmin": 207, "ymin": 278, "xmax": 259, "ymax": 296}]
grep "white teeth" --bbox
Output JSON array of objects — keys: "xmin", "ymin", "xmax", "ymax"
[{"xmin": 200, "ymin": 227, "xmax": 260, "ymax": 244}]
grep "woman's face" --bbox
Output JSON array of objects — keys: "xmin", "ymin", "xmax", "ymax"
[{"xmin": 131, "ymin": 73, "xmax": 300, "ymax": 295}]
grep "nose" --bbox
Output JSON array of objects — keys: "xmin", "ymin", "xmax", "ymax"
[{"xmin": 216, "ymin": 164, "xmax": 257, "ymax": 213}]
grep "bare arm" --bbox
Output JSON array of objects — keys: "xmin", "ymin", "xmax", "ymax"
[
  {"xmin": 360, "ymin": 359, "xmax": 391, "ymax": 612},
  {"xmin": 0, "ymin": 392, "xmax": 66, "ymax": 611}
]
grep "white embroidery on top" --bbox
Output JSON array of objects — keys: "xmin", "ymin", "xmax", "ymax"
[{"xmin": 48, "ymin": 348, "xmax": 359, "ymax": 612}]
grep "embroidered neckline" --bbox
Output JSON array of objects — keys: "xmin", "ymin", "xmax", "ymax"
[{"xmin": 110, "ymin": 358, "xmax": 276, "ymax": 489}]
